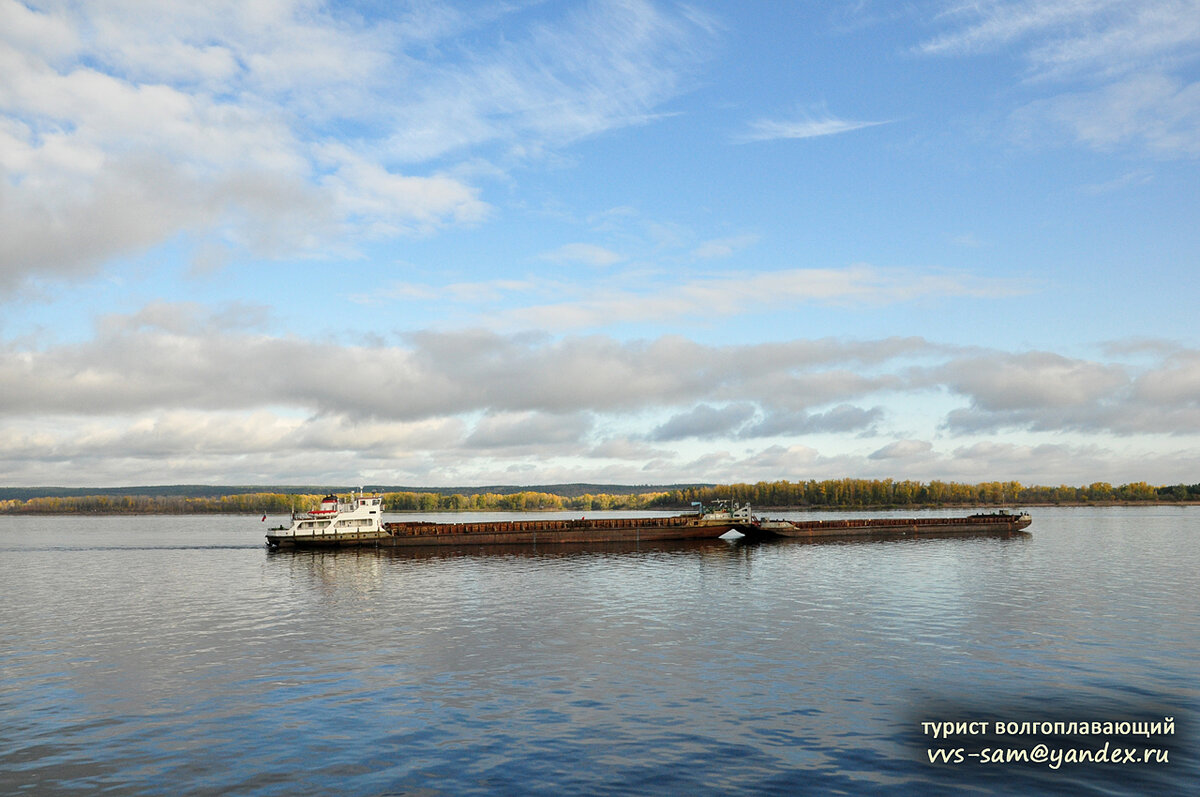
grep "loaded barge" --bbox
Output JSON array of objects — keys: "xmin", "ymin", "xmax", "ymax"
[
  {"xmin": 264, "ymin": 492, "xmax": 1031, "ymax": 549},
  {"xmin": 752, "ymin": 511, "xmax": 1032, "ymax": 539}
]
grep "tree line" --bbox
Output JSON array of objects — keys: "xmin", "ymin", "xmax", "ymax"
[
  {"xmin": 0, "ymin": 490, "xmax": 664, "ymax": 515},
  {"xmin": 1, "ymin": 479, "xmax": 1197, "ymax": 514},
  {"xmin": 642, "ymin": 479, "xmax": 1200, "ymax": 508}
]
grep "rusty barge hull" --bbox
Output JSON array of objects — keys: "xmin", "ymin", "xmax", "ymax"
[
  {"xmin": 267, "ymin": 515, "xmax": 747, "ymax": 549},
  {"xmin": 383, "ymin": 517, "xmax": 743, "ymax": 547},
  {"xmin": 763, "ymin": 514, "xmax": 1032, "ymax": 540}
]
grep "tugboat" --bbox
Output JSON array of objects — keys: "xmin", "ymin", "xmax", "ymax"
[{"xmin": 265, "ymin": 490, "xmax": 387, "ymax": 548}]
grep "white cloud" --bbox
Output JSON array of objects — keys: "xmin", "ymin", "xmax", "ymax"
[
  {"xmin": 8, "ymin": 300, "xmax": 1199, "ymax": 485},
  {"xmin": 502, "ymin": 264, "xmax": 1031, "ymax": 329},
  {"xmin": 381, "ymin": 0, "xmax": 716, "ymax": 161},
  {"xmin": 691, "ymin": 234, "xmax": 758, "ymax": 259},
  {"xmin": 1132, "ymin": 351, "xmax": 1200, "ymax": 404},
  {"xmin": 935, "ymin": 349, "xmax": 1200, "ymax": 435},
  {"xmin": 919, "ymin": 1, "xmax": 1200, "ymax": 78},
  {"xmin": 1080, "ymin": 169, "xmax": 1154, "ymax": 195},
  {"xmin": 870, "ymin": 439, "xmax": 934, "ymax": 460},
  {"xmin": 920, "ymin": 0, "xmax": 1200, "ymax": 157},
  {"xmin": 587, "ymin": 437, "xmax": 675, "ymax": 461},
  {"xmin": 1014, "ymin": 73, "xmax": 1200, "ymax": 156},
  {"xmin": 741, "ymin": 405, "xmax": 884, "ymax": 438},
  {"xmin": 651, "ymin": 403, "xmax": 757, "ymax": 441},
  {"xmin": 738, "ymin": 114, "xmax": 889, "ymax": 143},
  {"xmin": 0, "ymin": 0, "xmax": 713, "ymax": 289},
  {"xmin": 940, "ymin": 352, "xmax": 1129, "ymax": 411},
  {"xmin": 317, "ymin": 145, "xmax": 491, "ymax": 236},
  {"xmin": 21, "ymin": 305, "xmax": 1200, "ymax": 446},
  {"xmin": 538, "ymin": 243, "xmax": 625, "ymax": 267},
  {"xmin": 0, "ymin": 306, "xmax": 924, "ymax": 422},
  {"xmin": 464, "ymin": 411, "xmax": 594, "ymax": 452}
]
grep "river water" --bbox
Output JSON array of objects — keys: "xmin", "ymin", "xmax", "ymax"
[{"xmin": 1, "ymin": 506, "xmax": 1196, "ymax": 795}]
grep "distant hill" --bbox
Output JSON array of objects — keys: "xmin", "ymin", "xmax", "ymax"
[{"xmin": 0, "ymin": 483, "xmax": 715, "ymax": 501}]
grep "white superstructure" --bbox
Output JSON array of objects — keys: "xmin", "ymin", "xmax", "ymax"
[
  {"xmin": 267, "ymin": 490, "xmax": 385, "ymax": 546},
  {"xmin": 694, "ymin": 500, "xmax": 755, "ymax": 523}
]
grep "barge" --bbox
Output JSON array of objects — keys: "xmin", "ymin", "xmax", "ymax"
[
  {"xmin": 265, "ymin": 493, "xmax": 1032, "ymax": 549},
  {"xmin": 752, "ymin": 510, "xmax": 1032, "ymax": 539}
]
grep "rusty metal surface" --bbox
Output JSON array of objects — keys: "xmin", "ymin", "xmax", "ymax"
[
  {"xmin": 764, "ymin": 513, "xmax": 1032, "ymax": 539},
  {"xmin": 378, "ymin": 515, "xmax": 744, "ymax": 546}
]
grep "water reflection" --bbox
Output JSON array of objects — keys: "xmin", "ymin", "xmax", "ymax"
[
  {"xmin": 264, "ymin": 546, "xmax": 389, "ymax": 598},
  {"xmin": 265, "ymin": 535, "xmax": 751, "ymax": 562}
]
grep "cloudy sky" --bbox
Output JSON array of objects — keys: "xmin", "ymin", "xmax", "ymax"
[{"xmin": 3, "ymin": 0, "xmax": 1199, "ymax": 488}]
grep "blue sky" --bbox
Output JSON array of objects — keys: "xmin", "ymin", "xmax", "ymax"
[{"xmin": 2, "ymin": 0, "xmax": 1199, "ymax": 488}]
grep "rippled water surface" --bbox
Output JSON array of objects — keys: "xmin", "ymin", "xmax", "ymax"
[{"xmin": 2, "ymin": 507, "xmax": 1197, "ymax": 795}]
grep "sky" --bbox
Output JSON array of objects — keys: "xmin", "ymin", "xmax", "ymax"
[{"xmin": 2, "ymin": 0, "xmax": 1199, "ymax": 489}]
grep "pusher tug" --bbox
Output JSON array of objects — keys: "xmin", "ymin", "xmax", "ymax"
[{"xmin": 266, "ymin": 491, "xmax": 387, "ymax": 548}]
